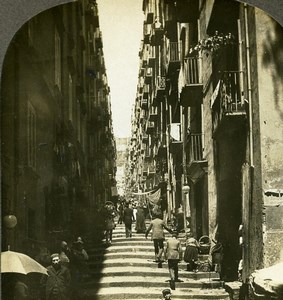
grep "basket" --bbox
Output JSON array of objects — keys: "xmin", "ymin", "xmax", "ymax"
[{"xmin": 199, "ymin": 235, "xmax": 211, "ymax": 254}]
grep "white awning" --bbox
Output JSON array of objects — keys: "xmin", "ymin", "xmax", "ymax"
[{"xmin": 210, "ymin": 80, "xmax": 221, "ymax": 108}]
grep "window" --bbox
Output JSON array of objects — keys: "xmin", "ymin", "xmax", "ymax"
[
  {"xmin": 27, "ymin": 102, "xmax": 36, "ymax": 169},
  {"xmin": 55, "ymin": 28, "xmax": 61, "ymax": 90}
]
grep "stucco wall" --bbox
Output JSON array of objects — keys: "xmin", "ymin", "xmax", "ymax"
[{"xmin": 254, "ymin": 8, "xmax": 283, "ymax": 267}]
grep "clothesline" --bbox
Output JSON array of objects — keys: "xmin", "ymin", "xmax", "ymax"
[{"xmin": 131, "ymin": 188, "xmax": 159, "ymax": 196}]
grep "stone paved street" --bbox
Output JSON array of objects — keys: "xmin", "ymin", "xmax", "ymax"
[{"xmin": 79, "ymin": 222, "xmax": 230, "ymax": 299}]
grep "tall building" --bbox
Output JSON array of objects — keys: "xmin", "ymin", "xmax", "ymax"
[
  {"xmin": 127, "ymin": 0, "xmax": 283, "ymax": 289},
  {"xmin": 1, "ymin": 0, "xmax": 116, "ymax": 254},
  {"xmin": 115, "ymin": 137, "xmax": 130, "ymax": 196}
]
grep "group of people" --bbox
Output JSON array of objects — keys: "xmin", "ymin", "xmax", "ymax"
[
  {"xmin": 105, "ymin": 200, "xmax": 147, "ymax": 241},
  {"xmin": 4, "ymin": 236, "xmax": 89, "ymax": 300},
  {"xmin": 145, "ymin": 213, "xmax": 223, "ymax": 291},
  {"xmin": 41, "ymin": 236, "xmax": 89, "ymax": 299}
]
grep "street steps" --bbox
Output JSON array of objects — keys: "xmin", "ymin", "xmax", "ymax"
[{"xmin": 81, "ymin": 222, "xmax": 229, "ymax": 300}]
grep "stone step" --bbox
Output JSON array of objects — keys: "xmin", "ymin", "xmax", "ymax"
[
  {"xmin": 79, "ymin": 286, "xmax": 229, "ymax": 300},
  {"xmin": 80, "ymin": 275, "xmax": 224, "ymax": 289},
  {"xmin": 88, "ymin": 266, "xmax": 220, "ymax": 280},
  {"xmin": 87, "ymin": 257, "xmax": 210, "ymax": 270},
  {"xmin": 80, "ymin": 222, "xmax": 224, "ymax": 299}
]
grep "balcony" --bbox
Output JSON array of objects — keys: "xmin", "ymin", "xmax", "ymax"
[
  {"xmin": 148, "ymin": 161, "xmax": 156, "ymax": 176},
  {"xmin": 155, "ymin": 76, "xmax": 166, "ymax": 102},
  {"xmin": 180, "ymin": 57, "xmax": 203, "ymax": 107},
  {"xmin": 151, "ymin": 19, "xmax": 164, "ymax": 46},
  {"xmin": 146, "ymin": 121, "xmax": 155, "ymax": 134},
  {"xmin": 143, "ymin": 85, "xmax": 149, "ymax": 99},
  {"xmin": 144, "ymin": 33, "xmax": 150, "ymax": 44},
  {"xmin": 148, "ymin": 50, "xmax": 155, "ymax": 68},
  {"xmin": 141, "ymin": 99, "xmax": 148, "ymax": 109},
  {"xmin": 169, "ymin": 123, "xmax": 182, "ymax": 154},
  {"xmin": 187, "ymin": 133, "xmax": 208, "ymax": 183},
  {"xmin": 142, "ymin": 134, "xmax": 148, "ymax": 143},
  {"xmin": 95, "ymin": 37, "xmax": 102, "ymax": 49},
  {"xmin": 156, "ymin": 134, "xmax": 167, "ymax": 158},
  {"xmin": 168, "ymin": 81, "xmax": 178, "ymax": 105},
  {"xmin": 145, "ymin": 11, "xmax": 154, "ymax": 24},
  {"xmin": 143, "ymin": 22, "xmax": 151, "ymax": 44},
  {"xmin": 149, "ymin": 110, "xmax": 158, "ymax": 122},
  {"xmin": 142, "ymin": 58, "xmax": 147, "ymax": 68},
  {"xmin": 145, "ymin": 68, "xmax": 153, "ymax": 84},
  {"xmin": 166, "ymin": 42, "xmax": 181, "ymax": 76},
  {"xmin": 211, "ymin": 71, "xmax": 246, "ymax": 136}
]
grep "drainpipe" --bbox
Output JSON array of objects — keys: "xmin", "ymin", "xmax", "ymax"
[
  {"xmin": 181, "ymin": 106, "xmax": 188, "ymax": 231},
  {"xmin": 165, "ymin": 100, "xmax": 172, "ymax": 221},
  {"xmin": 243, "ymin": 3, "xmax": 254, "ymax": 287},
  {"xmin": 244, "ymin": 4, "xmax": 254, "ymax": 167}
]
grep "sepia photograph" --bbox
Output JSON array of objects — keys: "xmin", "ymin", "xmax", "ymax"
[{"xmin": 0, "ymin": 0, "xmax": 283, "ymax": 299}]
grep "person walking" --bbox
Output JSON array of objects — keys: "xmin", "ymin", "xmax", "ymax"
[
  {"xmin": 41, "ymin": 253, "xmax": 71, "ymax": 300},
  {"xmin": 145, "ymin": 213, "xmax": 172, "ymax": 263},
  {"xmin": 135, "ymin": 203, "xmax": 146, "ymax": 233},
  {"xmin": 133, "ymin": 203, "xmax": 137, "ymax": 222},
  {"xmin": 105, "ymin": 205, "xmax": 116, "ymax": 244},
  {"xmin": 117, "ymin": 202, "xmax": 124, "ymax": 224},
  {"xmin": 184, "ymin": 232, "xmax": 200, "ymax": 272},
  {"xmin": 123, "ymin": 202, "xmax": 134, "ymax": 238},
  {"xmin": 164, "ymin": 232, "xmax": 183, "ymax": 290}
]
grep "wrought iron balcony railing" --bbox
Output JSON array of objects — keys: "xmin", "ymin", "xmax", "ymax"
[
  {"xmin": 184, "ymin": 57, "xmax": 201, "ymax": 85},
  {"xmin": 180, "ymin": 57, "xmax": 203, "ymax": 107},
  {"xmin": 212, "ymin": 71, "xmax": 246, "ymax": 134},
  {"xmin": 187, "ymin": 133, "xmax": 205, "ymax": 165}
]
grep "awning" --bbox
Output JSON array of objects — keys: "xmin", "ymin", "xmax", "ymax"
[{"xmin": 210, "ymin": 80, "xmax": 221, "ymax": 108}]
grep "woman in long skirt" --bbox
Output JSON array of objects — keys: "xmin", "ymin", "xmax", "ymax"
[
  {"xmin": 184, "ymin": 233, "xmax": 200, "ymax": 272},
  {"xmin": 135, "ymin": 204, "xmax": 146, "ymax": 233}
]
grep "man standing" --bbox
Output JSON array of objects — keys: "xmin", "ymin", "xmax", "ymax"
[
  {"xmin": 145, "ymin": 214, "xmax": 172, "ymax": 263},
  {"xmin": 123, "ymin": 202, "xmax": 134, "ymax": 238},
  {"xmin": 41, "ymin": 253, "xmax": 71, "ymax": 300},
  {"xmin": 164, "ymin": 232, "xmax": 183, "ymax": 290}
]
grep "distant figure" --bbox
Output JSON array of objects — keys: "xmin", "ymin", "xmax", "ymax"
[
  {"xmin": 35, "ymin": 246, "xmax": 51, "ymax": 267},
  {"xmin": 161, "ymin": 288, "xmax": 172, "ymax": 300},
  {"xmin": 133, "ymin": 204, "xmax": 137, "ymax": 222},
  {"xmin": 13, "ymin": 274, "xmax": 29, "ymax": 300},
  {"xmin": 117, "ymin": 202, "xmax": 124, "ymax": 224},
  {"xmin": 210, "ymin": 238, "xmax": 223, "ymax": 274},
  {"xmin": 174, "ymin": 207, "xmax": 184, "ymax": 233},
  {"xmin": 123, "ymin": 203, "xmax": 134, "ymax": 238},
  {"xmin": 145, "ymin": 214, "xmax": 172, "ymax": 262},
  {"xmin": 59, "ymin": 241, "xmax": 71, "ymax": 268},
  {"xmin": 184, "ymin": 232, "xmax": 200, "ymax": 272},
  {"xmin": 105, "ymin": 205, "xmax": 116, "ymax": 244},
  {"xmin": 135, "ymin": 204, "xmax": 146, "ymax": 233},
  {"xmin": 165, "ymin": 232, "xmax": 183, "ymax": 290},
  {"xmin": 41, "ymin": 253, "xmax": 71, "ymax": 300}
]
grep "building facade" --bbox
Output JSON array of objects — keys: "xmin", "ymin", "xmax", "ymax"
[
  {"xmin": 1, "ymin": 0, "xmax": 116, "ymax": 255},
  {"xmin": 126, "ymin": 0, "xmax": 283, "ymax": 286}
]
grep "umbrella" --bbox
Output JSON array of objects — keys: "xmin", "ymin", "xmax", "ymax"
[{"xmin": 1, "ymin": 250, "xmax": 48, "ymax": 275}]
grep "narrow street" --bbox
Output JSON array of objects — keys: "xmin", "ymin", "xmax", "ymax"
[
  {"xmin": 80, "ymin": 222, "xmax": 229, "ymax": 299},
  {"xmin": 1, "ymin": 1, "xmax": 283, "ymax": 299}
]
